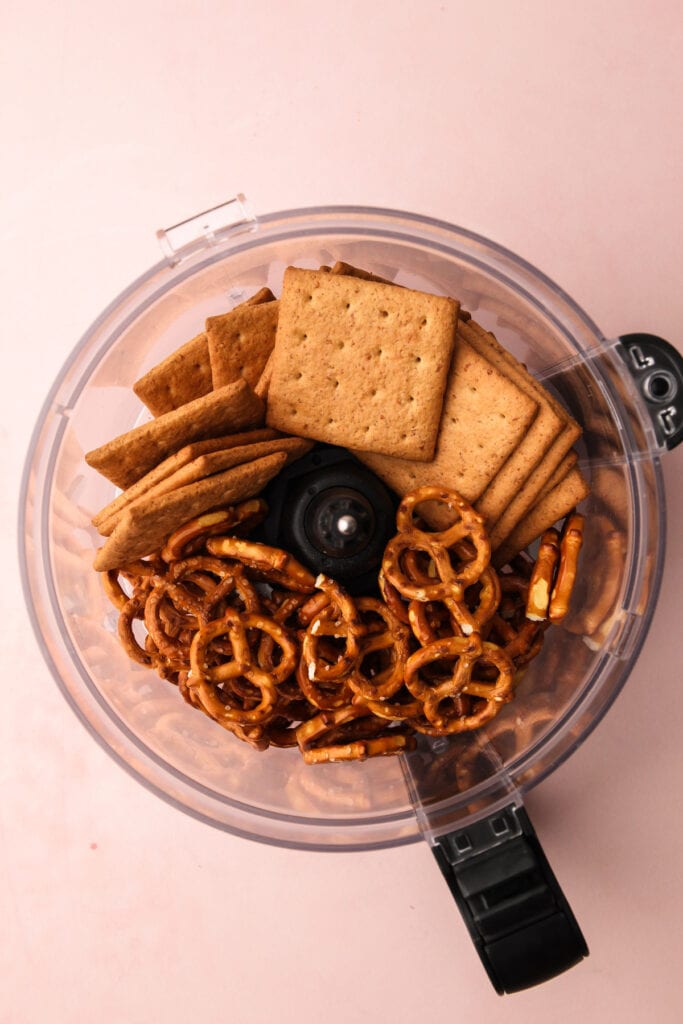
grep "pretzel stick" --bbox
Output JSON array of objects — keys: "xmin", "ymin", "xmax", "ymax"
[
  {"xmin": 549, "ymin": 513, "xmax": 585, "ymax": 623},
  {"xmin": 526, "ymin": 529, "xmax": 560, "ymax": 622}
]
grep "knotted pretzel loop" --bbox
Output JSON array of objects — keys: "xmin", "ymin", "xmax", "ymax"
[
  {"xmin": 190, "ymin": 607, "xmax": 297, "ymax": 687},
  {"xmin": 143, "ymin": 579, "xmax": 210, "ymax": 665},
  {"xmin": 347, "ymin": 597, "xmax": 410, "ymax": 702},
  {"xmin": 188, "ymin": 615, "xmax": 278, "ymax": 725},
  {"xmin": 378, "ymin": 570, "xmax": 411, "ymax": 625},
  {"xmin": 395, "ymin": 486, "xmax": 486, "ymax": 551},
  {"xmin": 352, "ymin": 690, "xmax": 423, "ymax": 722},
  {"xmin": 448, "ymin": 565, "xmax": 502, "ymax": 636},
  {"xmin": 404, "ymin": 634, "xmax": 483, "ymax": 702},
  {"xmin": 382, "ymin": 534, "xmax": 463, "ymax": 602},
  {"xmin": 301, "ymin": 575, "xmax": 365, "ymax": 684},
  {"xmin": 295, "ymin": 654, "xmax": 353, "ymax": 711},
  {"xmin": 410, "ymin": 641, "xmax": 513, "ymax": 734},
  {"xmin": 103, "ymin": 559, "xmax": 160, "ymax": 610},
  {"xmin": 118, "ymin": 594, "xmax": 154, "ymax": 666}
]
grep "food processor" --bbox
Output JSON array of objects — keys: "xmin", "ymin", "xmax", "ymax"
[{"xmin": 20, "ymin": 198, "xmax": 683, "ymax": 994}]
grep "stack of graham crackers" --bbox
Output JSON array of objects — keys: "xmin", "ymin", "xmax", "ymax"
[
  {"xmin": 85, "ymin": 286, "xmax": 312, "ymax": 571},
  {"xmin": 263, "ymin": 264, "xmax": 589, "ymax": 566},
  {"xmin": 85, "ymin": 261, "xmax": 589, "ymax": 572}
]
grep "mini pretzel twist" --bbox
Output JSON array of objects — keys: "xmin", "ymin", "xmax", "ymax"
[
  {"xmin": 187, "ymin": 607, "xmax": 299, "ymax": 727},
  {"xmin": 301, "ymin": 575, "xmax": 365, "ymax": 683},
  {"xmin": 407, "ymin": 640, "xmax": 514, "ymax": 734},
  {"xmin": 396, "ymin": 486, "xmax": 490, "ymax": 564},
  {"xmin": 382, "ymin": 534, "xmax": 465, "ymax": 602},
  {"xmin": 346, "ymin": 597, "xmax": 410, "ymax": 702}
]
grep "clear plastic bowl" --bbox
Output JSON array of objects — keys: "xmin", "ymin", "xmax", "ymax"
[{"xmin": 20, "ymin": 203, "xmax": 667, "ymax": 851}]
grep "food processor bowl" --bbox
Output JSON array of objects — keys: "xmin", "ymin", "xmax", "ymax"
[{"xmin": 20, "ymin": 200, "xmax": 682, "ymax": 992}]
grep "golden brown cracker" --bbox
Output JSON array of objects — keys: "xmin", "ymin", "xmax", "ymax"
[
  {"xmin": 266, "ymin": 268, "xmax": 459, "ymax": 460},
  {"xmin": 457, "ymin": 320, "xmax": 568, "ymax": 525},
  {"xmin": 93, "ymin": 451, "xmax": 287, "ymax": 571},
  {"xmin": 534, "ymin": 450, "xmax": 579, "ymax": 503},
  {"xmin": 330, "ymin": 261, "xmax": 394, "ymax": 284},
  {"xmin": 133, "ymin": 332, "xmax": 213, "ymax": 417},
  {"xmin": 132, "ymin": 287, "xmax": 276, "ymax": 416},
  {"xmin": 206, "ymin": 300, "xmax": 279, "ymax": 391},
  {"xmin": 99, "ymin": 436, "xmax": 312, "ymax": 536},
  {"xmin": 85, "ymin": 380, "xmax": 265, "ymax": 490},
  {"xmin": 354, "ymin": 334, "xmax": 539, "ymax": 503},
  {"xmin": 92, "ymin": 427, "xmax": 279, "ymax": 532},
  {"xmin": 488, "ymin": 418, "xmax": 582, "ymax": 550},
  {"xmin": 493, "ymin": 467, "xmax": 590, "ymax": 567}
]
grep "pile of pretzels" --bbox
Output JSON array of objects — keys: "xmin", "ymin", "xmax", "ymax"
[{"xmin": 104, "ymin": 485, "xmax": 583, "ymax": 764}]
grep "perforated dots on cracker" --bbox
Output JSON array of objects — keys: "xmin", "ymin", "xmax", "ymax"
[{"xmin": 265, "ymin": 268, "xmax": 459, "ymax": 461}]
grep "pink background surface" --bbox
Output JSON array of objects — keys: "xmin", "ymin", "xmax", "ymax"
[{"xmin": 3, "ymin": 2, "xmax": 683, "ymax": 1021}]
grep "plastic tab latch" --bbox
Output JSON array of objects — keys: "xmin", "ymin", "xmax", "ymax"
[
  {"xmin": 432, "ymin": 804, "xmax": 588, "ymax": 994},
  {"xmin": 157, "ymin": 195, "xmax": 257, "ymax": 265},
  {"xmin": 617, "ymin": 334, "xmax": 683, "ymax": 450}
]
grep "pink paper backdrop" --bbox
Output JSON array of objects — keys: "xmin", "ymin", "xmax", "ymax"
[{"xmin": 3, "ymin": 2, "xmax": 682, "ymax": 1022}]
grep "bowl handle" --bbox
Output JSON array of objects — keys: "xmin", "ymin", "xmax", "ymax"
[
  {"xmin": 617, "ymin": 333, "xmax": 683, "ymax": 449},
  {"xmin": 431, "ymin": 803, "xmax": 588, "ymax": 994}
]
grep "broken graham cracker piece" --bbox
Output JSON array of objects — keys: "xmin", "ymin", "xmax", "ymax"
[
  {"xmin": 492, "ymin": 466, "xmax": 590, "ymax": 568},
  {"xmin": 93, "ymin": 451, "xmax": 287, "ymax": 571},
  {"xmin": 133, "ymin": 287, "xmax": 276, "ymax": 416},
  {"xmin": 266, "ymin": 268, "xmax": 459, "ymax": 460},
  {"xmin": 98, "ymin": 436, "xmax": 312, "ymax": 536},
  {"xmin": 85, "ymin": 380, "xmax": 264, "ymax": 490},
  {"xmin": 206, "ymin": 298, "xmax": 279, "ymax": 391},
  {"xmin": 92, "ymin": 427, "xmax": 279, "ymax": 531},
  {"xmin": 355, "ymin": 334, "xmax": 539, "ymax": 503}
]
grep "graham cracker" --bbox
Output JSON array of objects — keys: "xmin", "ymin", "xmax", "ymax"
[
  {"xmin": 133, "ymin": 287, "xmax": 275, "ymax": 416},
  {"xmin": 85, "ymin": 380, "xmax": 265, "ymax": 490},
  {"xmin": 493, "ymin": 466, "xmax": 590, "ymax": 567},
  {"xmin": 93, "ymin": 451, "xmax": 287, "ymax": 572},
  {"xmin": 206, "ymin": 299, "xmax": 279, "ymax": 391},
  {"xmin": 92, "ymin": 427, "xmax": 279, "ymax": 532},
  {"xmin": 354, "ymin": 333, "xmax": 539, "ymax": 503},
  {"xmin": 457, "ymin": 320, "xmax": 567, "ymax": 526},
  {"xmin": 534, "ymin": 450, "xmax": 578, "ymax": 503},
  {"xmin": 330, "ymin": 261, "xmax": 394, "ymax": 284},
  {"xmin": 266, "ymin": 268, "xmax": 459, "ymax": 460},
  {"xmin": 99, "ymin": 436, "xmax": 312, "ymax": 536},
  {"xmin": 488, "ymin": 416, "xmax": 582, "ymax": 551}
]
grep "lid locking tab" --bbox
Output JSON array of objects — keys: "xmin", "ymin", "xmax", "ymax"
[
  {"xmin": 157, "ymin": 194, "xmax": 257, "ymax": 265},
  {"xmin": 618, "ymin": 333, "xmax": 683, "ymax": 450}
]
